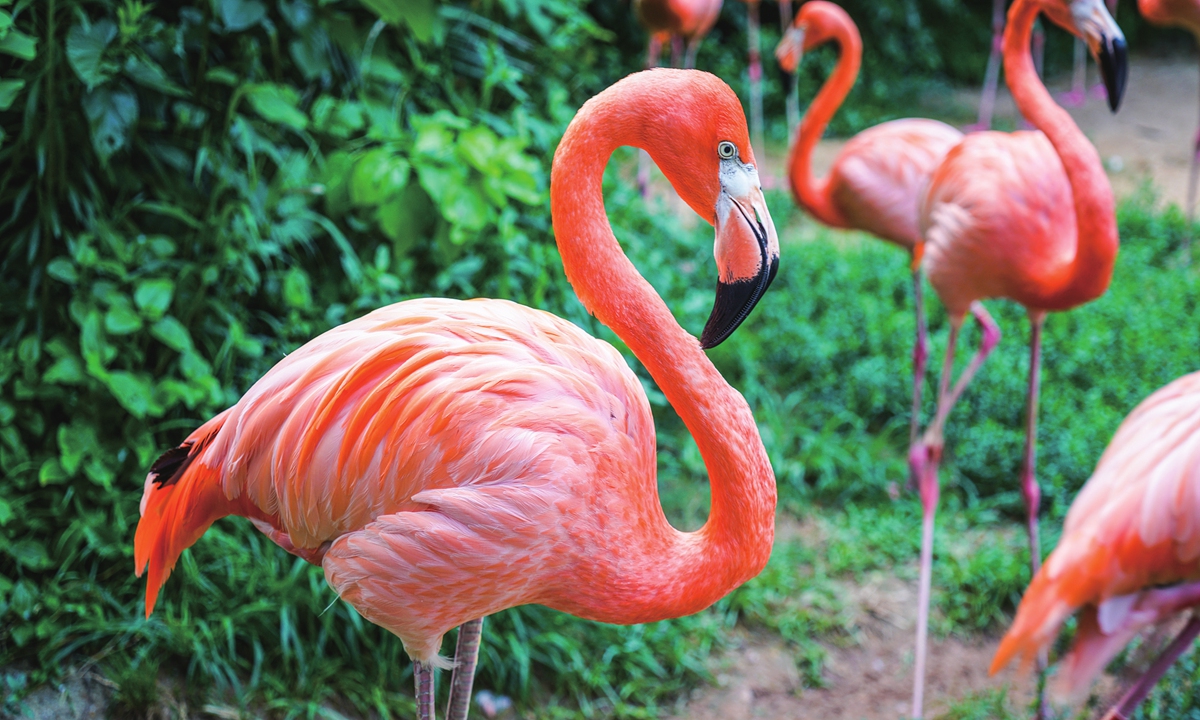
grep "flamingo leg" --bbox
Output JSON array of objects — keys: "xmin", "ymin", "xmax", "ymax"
[
  {"xmin": 970, "ymin": 0, "xmax": 1005, "ymax": 132},
  {"xmin": 747, "ymin": 1, "xmax": 765, "ymax": 162},
  {"xmin": 1021, "ymin": 311, "xmax": 1049, "ymax": 720},
  {"xmin": 908, "ymin": 268, "xmax": 929, "ymax": 491},
  {"xmin": 1100, "ymin": 615, "xmax": 1200, "ymax": 720},
  {"xmin": 1186, "ymin": 55, "xmax": 1200, "ymax": 256},
  {"xmin": 779, "ymin": 0, "xmax": 800, "ymax": 140},
  {"xmin": 910, "ymin": 303, "xmax": 1001, "ymax": 719},
  {"xmin": 446, "ymin": 618, "xmax": 485, "ymax": 720},
  {"xmin": 684, "ymin": 37, "xmax": 701, "ymax": 70},
  {"xmin": 1062, "ymin": 38, "xmax": 1087, "ymax": 107},
  {"xmin": 671, "ymin": 34, "xmax": 684, "ymax": 69},
  {"xmin": 415, "ymin": 660, "xmax": 437, "ymax": 720}
]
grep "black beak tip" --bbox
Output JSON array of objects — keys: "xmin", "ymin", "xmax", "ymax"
[
  {"xmin": 1099, "ymin": 36, "xmax": 1128, "ymax": 113},
  {"xmin": 699, "ymin": 255, "xmax": 779, "ymax": 350}
]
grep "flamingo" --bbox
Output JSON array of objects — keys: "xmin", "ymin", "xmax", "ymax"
[
  {"xmin": 774, "ymin": 0, "xmax": 964, "ymax": 470},
  {"xmin": 1135, "ymin": 0, "xmax": 1200, "ymax": 229},
  {"xmin": 134, "ymin": 69, "xmax": 781, "ymax": 720},
  {"xmin": 906, "ymin": 0, "xmax": 1127, "ymax": 715},
  {"xmin": 991, "ymin": 371, "xmax": 1200, "ymax": 720},
  {"xmin": 741, "ymin": 0, "xmax": 766, "ymax": 160},
  {"xmin": 776, "ymin": 0, "xmax": 800, "ymax": 139},
  {"xmin": 634, "ymin": 0, "xmax": 723, "ymax": 70}
]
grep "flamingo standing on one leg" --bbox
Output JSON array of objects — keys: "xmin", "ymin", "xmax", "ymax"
[
  {"xmin": 773, "ymin": 1, "xmax": 963, "ymax": 471},
  {"xmin": 134, "ymin": 69, "xmax": 781, "ymax": 720},
  {"xmin": 972, "ymin": 0, "xmax": 1047, "ymax": 131},
  {"xmin": 991, "ymin": 371, "xmax": 1200, "ymax": 720},
  {"xmin": 907, "ymin": 0, "xmax": 1128, "ymax": 715},
  {"xmin": 1135, "ymin": 0, "xmax": 1200, "ymax": 235}
]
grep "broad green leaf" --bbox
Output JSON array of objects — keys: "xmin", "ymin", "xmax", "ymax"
[
  {"xmin": 359, "ymin": 0, "xmax": 442, "ymax": 42},
  {"xmin": 42, "ymin": 355, "xmax": 85, "ymax": 385},
  {"xmin": 244, "ymin": 83, "xmax": 308, "ymax": 130},
  {"xmin": 204, "ymin": 67, "xmax": 238, "ymax": 86},
  {"xmin": 123, "ymin": 54, "xmax": 187, "ymax": 97},
  {"xmin": 134, "ymin": 278, "xmax": 174, "ymax": 319},
  {"xmin": 82, "ymin": 86, "xmax": 138, "ymax": 164},
  {"xmin": 150, "ymin": 316, "xmax": 192, "ymax": 352},
  {"xmin": 79, "ymin": 308, "xmax": 107, "ymax": 374},
  {"xmin": 0, "ymin": 78, "xmax": 23, "ymax": 111},
  {"xmin": 0, "ymin": 499, "xmax": 12, "ymax": 527},
  {"xmin": 442, "ymin": 182, "xmax": 491, "ymax": 231},
  {"xmin": 7, "ymin": 539, "xmax": 49, "ymax": 568},
  {"xmin": 66, "ymin": 20, "xmax": 117, "ymax": 89},
  {"xmin": 457, "ymin": 125, "xmax": 499, "ymax": 175},
  {"xmin": 0, "ymin": 12, "xmax": 11, "ymax": 35},
  {"xmin": 350, "ymin": 149, "xmax": 409, "ymax": 206},
  {"xmin": 282, "ymin": 267, "xmax": 312, "ymax": 309},
  {"xmin": 0, "ymin": 401, "xmax": 12, "ymax": 425},
  {"xmin": 216, "ymin": 0, "xmax": 267, "ymax": 32},
  {"xmin": 180, "ymin": 350, "xmax": 212, "ymax": 381},
  {"xmin": 45, "ymin": 258, "xmax": 77, "ymax": 284},
  {"xmin": 58, "ymin": 423, "xmax": 99, "ymax": 475},
  {"xmin": 104, "ymin": 371, "xmax": 153, "ymax": 418},
  {"xmin": 0, "ymin": 26, "xmax": 35, "ymax": 60},
  {"xmin": 104, "ymin": 303, "xmax": 143, "ymax": 335}
]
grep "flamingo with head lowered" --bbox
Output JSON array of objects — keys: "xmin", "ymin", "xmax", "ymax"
[
  {"xmin": 991, "ymin": 370, "xmax": 1200, "ymax": 720},
  {"xmin": 774, "ymin": 0, "xmax": 964, "ymax": 467},
  {"xmin": 906, "ymin": 0, "xmax": 1127, "ymax": 715},
  {"xmin": 134, "ymin": 69, "xmax": 780, "ymax": 720}
]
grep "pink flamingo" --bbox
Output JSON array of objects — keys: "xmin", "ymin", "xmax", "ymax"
[
  {"xmin": 134, "ymin": 69, "xmax": 781, "ymax": 720},
  {"xmin": 991, "ymin": 371, "xmax": 1200, "ymax": 720},
  {"xmin": 907, "ymin": 0, "xmax": 1127, "ymax": 714},
  {"xmin": 774, "ymin": 0, "xmax": 963, "ymax": 459},
  {"xmin": 1136, "ymin": 0, "xmax": 1200, "ymax": 228},
  {"xmin": 634, "ymin": 0, "xmax": 723, "ymax": 70},
  {"xmin": 741, "ymin": 0, "xmax": 766, "ymax": 159}
]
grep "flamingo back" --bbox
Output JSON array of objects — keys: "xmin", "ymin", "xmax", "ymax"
[
  {"xmin": 826, "ymin": 118, "xmax": 963, "ymax": 249},
  {"xmin": 1138, "ymin": 0, "xmax": 1200, "ymax": 35},
  {"xmin": 920, "ymin": 130, "xmax": 1080, "ymax": 315},
  {"xmin": 991, "ymin": 371, "xmax": 1200, "ymax": 692},
  {"xmin": 634, "ymin": 0, "xmax": 723, "ymax": 38}
]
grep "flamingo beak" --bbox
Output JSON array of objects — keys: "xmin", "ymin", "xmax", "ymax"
[
  {"xmin": 774, "ymin": 26, "xmax": 806, "ymax": 82},
  {"xmin": 1071, "ymin": 0, "xmax": 1127, "ymax": 111},
  {"xmin": 701, "ymin": 163, "xmax": 780, "ymax": 349}
]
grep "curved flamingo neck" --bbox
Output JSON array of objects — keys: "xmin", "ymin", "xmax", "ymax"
[
  {"xmin": 1004, "ymin": 0, "xmax": 1118, "ymax": 309},
  {"xmin": 788, "ymin": 12, "xmax": 862, "ymax": 229},
  {"xmin": 549, "ymin": 85, "xmax": 775, "ymax": 620}
]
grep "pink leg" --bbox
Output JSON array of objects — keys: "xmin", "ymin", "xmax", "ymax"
[
  {"xmin": 1022, "ymin": 311, "xmax": 1049, "ymax": 720},
  {"xmin": 1061, "ymin": 38, "xmax": 1088, "ymax": 107},
  {"xmin": 415, "ymin": 660, "xmax": 436, "ymax": 720},
  {"xmin": 671, "ymin": 34, "xmax": 684, "ymax": 69},
  {"xmin": 683, "ymin": 36, "xmax": 701, "ymax": 70},
  {"xmin": 967, "ymin": 0, "xmax": 1005, "ymax": 133},
  {"xmin": 1186, "ymin": 55, "xmax": 1200, "ymax": 256},
  {"xmin": 1100, "ymin": 615, "xmax": 1200, "ymax": 720},
  {"xmin": 747, "ymin": 1, "xmax": 765, "ymax": 165},
  {"xmin": 447, "ymin": 618, "xmax": 484, "ymax": 720},
  {"xmin": 779, "ymin": 0, "xmax": 800, "ymax": 140},
  {"xmin": 910, "ymin": 303, "xmax": 1001, "ymax": 719},
  {"xmin": 908, "ymin": 269, "xmax": 929, "ymax": 490}
]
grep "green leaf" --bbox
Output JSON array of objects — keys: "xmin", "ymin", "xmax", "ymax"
[
  {"xmin": 180, "ymin": 350, "xmax": 212, "ymax": 381},
  {"xmin": 359, "ymin": 0, "xmax": 441, "ymax": 43},
  {"xmin": 150, "ymin": 316, "xmax": 193, "ymax": 352},
  {"xmin": 104, "ymin": 304, "xmax": 143, "ymax": 335},
  {"xmin": 134, "ymin": 278, "xmax": 174, "ymax": 319},
  {"xmin": 204, "ymin": 67, "xmax": 238, "ymax": 86},
  {"xmin": 0, "ymin": 499, "xmax": 12, "ymax": 527},
  {"xmin": 66, "ymin": 20, "xmax": 117, "ymax": 89},
  {"xmin": 7, "ymin": 539, "xmax": 49, "ymax": 568},
  {"xmin": 45, "ymin": 258, "xmax": 77, "ymax": 284},
  {"xmin": 58, "ymin": 423, "xmax": 99, "ymax": 475},
  {"xmin": 282, "ymin": 268, "xmax": 313, "ymax": 309},
  {"xmin": 0, "ymin": 78, "xmax": 23, "ymax": 111},
  {"xmin": 0, "ymin": 27, "xmax": 35, "ymax": 60},
  {"xmin": 123, "ymin": 54, "xmax": 187, "ymax": 97},
  {"xmin": 244, "ymin": 83, "xmax": 308, "ymax": 130},
  {"xmin": 42, "ymin": 355, "xmax": 85, "ymax": 385},
  {"xmin": 104, "ymin": 371, "xmax": 153, "ymax": 418},
  {"xmin": 442, "ymin": 182, "xmax": 491, "ymax": 231},
  {"xmin": 216, "ymin": 0, "xmax": 267, "ymax": 32},
  {"xmin": 82, "ymin": 86, "xmax": 138, "ymax": 164},
  {"xmin": 350, "ymin": 149, "xmax": 409, "ymax": 207}
]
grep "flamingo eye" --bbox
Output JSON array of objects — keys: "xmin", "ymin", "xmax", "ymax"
[{"xmin": 717, "ymin": 141, "xmax": 737, "ymax": 160}]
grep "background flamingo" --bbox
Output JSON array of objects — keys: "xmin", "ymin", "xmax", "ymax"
[
  {"xmin": 134, "ymin": 69, "xmax": 781, "ymax": 720},
  {"xmin": 907, "ymin": 0, "xmax": 1127, "ymax": 715},
  {"xmin": 991, "ymin": 371, "xmax": 1200, "ymax": 720},
  {"xmin": 634, "ymin": 0, "xmax": 723, "ymax": 70},
  {"xmin": 1136, "ymin": 0, "xmax": 1200, "ymax": 227},
  {"xmin": 774, "ymin": 0, "xmax": 963, "ymax": 467}
]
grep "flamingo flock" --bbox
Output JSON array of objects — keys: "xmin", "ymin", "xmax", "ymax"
[{"xmin": 131, "ymin": 1, "xmax": 1200, "ymax": 719}]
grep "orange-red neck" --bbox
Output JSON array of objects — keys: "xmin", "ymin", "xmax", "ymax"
[
  {"xmin": 1005, "ymin": 0, "xmax": 1118, "ymax": 309},
  {"xmin": 549, "ymin": 83, "xmax": 775, "ymax": 620},
  {"xmin": 787, "ymin": 11, "xmax": 861, "ymax": 229}
]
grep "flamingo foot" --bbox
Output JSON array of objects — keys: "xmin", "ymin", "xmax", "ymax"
[
  {"xmin": 1090, "ymin": 82, "xmax": 1109, "ymax": 100},
  {"xmin": 1058, "ymin": 88, "xmax": 1086, "ymax": 108}
]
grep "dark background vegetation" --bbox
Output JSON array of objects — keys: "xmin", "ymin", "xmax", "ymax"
[{"xmin": 0, "ymin": 0, "xmax": 1197, "ymax": 717}]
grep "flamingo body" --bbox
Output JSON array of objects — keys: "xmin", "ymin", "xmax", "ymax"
[
  {"xmin": 819, "ymin": 119, "xmax": 964, "ymax": 248},
  {"xmin": 1139, "ymin": 0, "xmax": 1200, "ymax": 33},
  {"xmin": 921, "ymin": 130, "xmax": 1082, "ymax": 314},
  {"xmin": 135, "ymin": 68, "xmax": 782, "ymax": 702},
  {"xmin": 635, "ymin": 0, "xmax": 722, "ymax": 42},
  {"xmin": 992, "ymin": 371, "xmax": 1200, "ymax": 699}
]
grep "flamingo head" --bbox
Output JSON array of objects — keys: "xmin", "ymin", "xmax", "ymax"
[
  {"xmin": 617, "ymin": 69, "xmax": 781, "ymax": 348},
  {"xmin": 1042, "ymin": 0, "xmax": 1128, "ymax": 111},
  {"xmin": 774, "ymin": 1, "xmax": 855, "ymax": 74}
]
